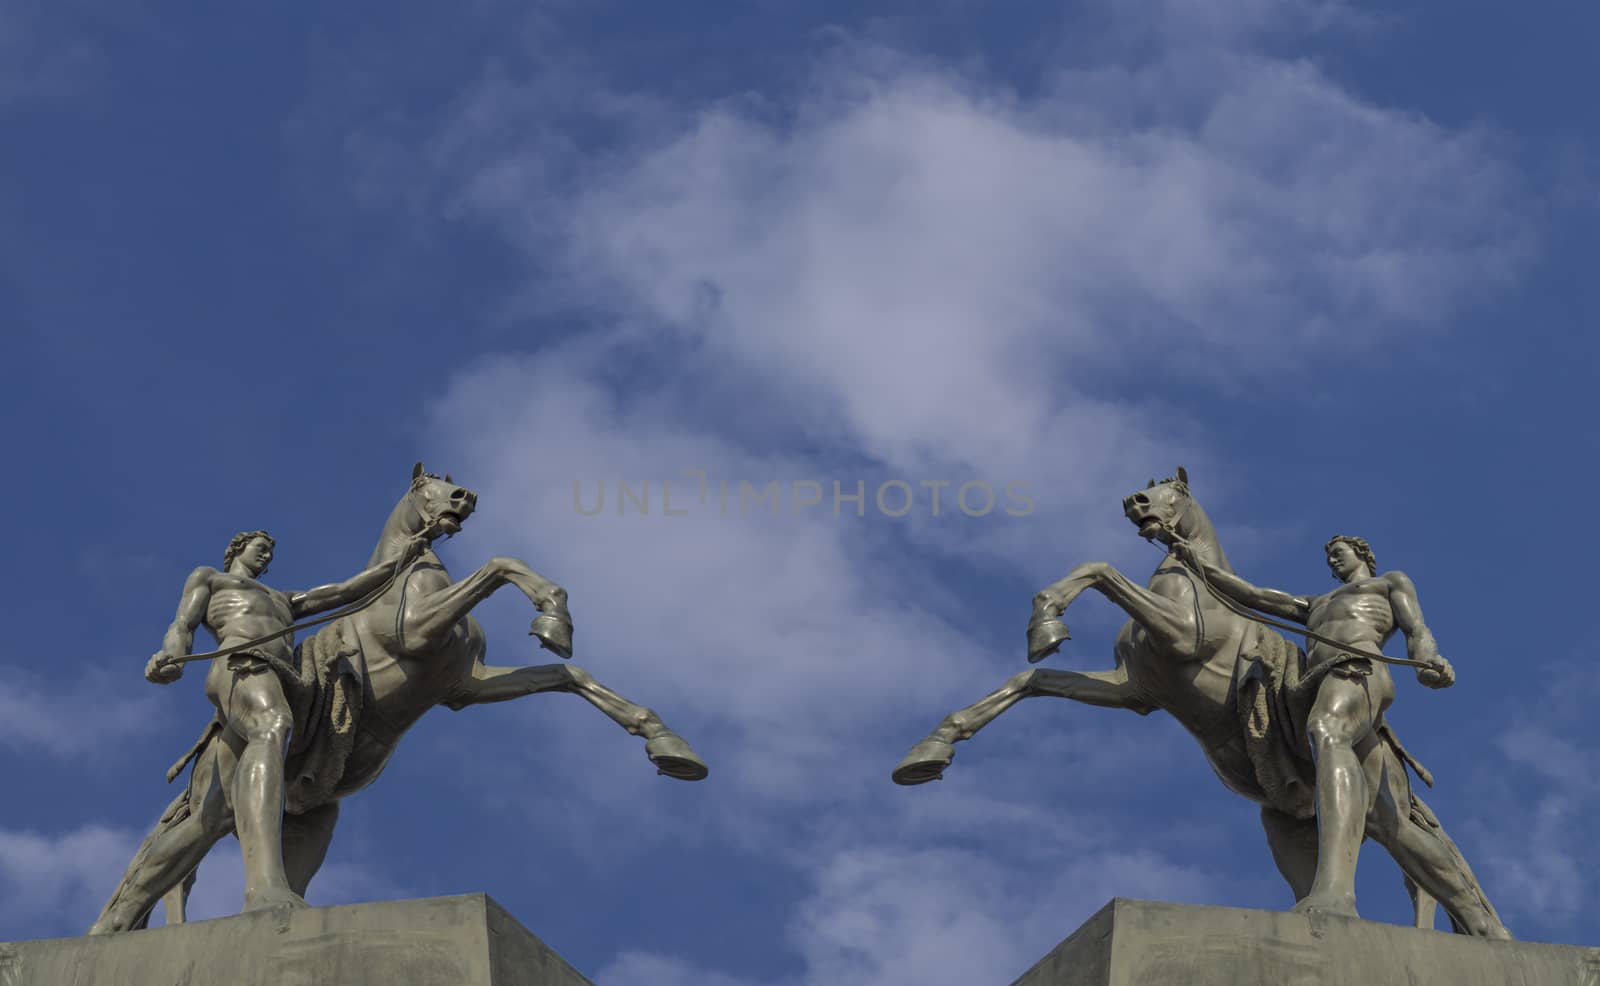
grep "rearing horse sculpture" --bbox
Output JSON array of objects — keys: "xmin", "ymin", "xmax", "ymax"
[
  {"xmin": 91, "ymin": 463, "xmax": 707, "ymax": 933},
  {"xmin": 892, "ymin": 469, "xmax": 1508, "ymax": 937}
]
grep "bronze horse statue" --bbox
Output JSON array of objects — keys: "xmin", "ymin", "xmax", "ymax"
[
  {"xmin": 892, "ymin": 469, "xmax": 1507, "ymax": 936},
  {"xmin": 91, "ymin": 463, "xmax": 707, "ymax": 932}
]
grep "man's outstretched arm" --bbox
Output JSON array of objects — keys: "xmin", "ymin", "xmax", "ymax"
[
  {"xmin": 288, "ymin": 538, "xmax": 425, "ymax": 618},
  {"xmin": 1174, "ymin": 542, "xmax": 1310, "ymax": 623},
  {"xmin": 1387, "ymin": 571, "xmax": 1455, "ymax": 688}
]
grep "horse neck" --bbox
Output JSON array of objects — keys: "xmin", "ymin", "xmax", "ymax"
[
  {"xmin": 369, "ymin": 491, "xmax": 426, "ymax": 568},
  {"xmin": 1173, "ymin": 498, "xmax": 1235, "ymax": 575}
]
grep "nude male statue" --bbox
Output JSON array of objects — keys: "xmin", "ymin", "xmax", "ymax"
[
  {"xmin": 1175, "ymin": 534, "xmax": 1455, "ymax": 918},
  {"xmin": 145, "ymin": 529, "xmax": 423, "ymax": 911}
]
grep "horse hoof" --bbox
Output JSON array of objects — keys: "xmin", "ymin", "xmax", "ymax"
[
  {"xmin": 1291, "ymin": 894, "xmax": 1359, "ymax": 920},
  {"xmin": 242, "ymin": 889, "xmax": 310, "ymax": 914},
  {"xmin": 892, "ymin": 738, "xmax": 954, "ymax": 785},
  {"xmin": 530, "ymin": 614, "xmax": 574, "ymax": 659},
  {"xmin": 646, "ymin": 731, "xmax": 709, "ymax": 781},
  {"xmin": 1027, "ymin": 619, "xmax": 1071, "ymax": 663}
]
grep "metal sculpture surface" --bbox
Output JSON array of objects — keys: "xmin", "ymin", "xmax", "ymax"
[
  {"xmin": 893, "ymin": 469, "xmax": 1509, "ymax": 937},
  {"xmin": 91, "ymin": 463, "xmax": 707, "ymax": 933}
]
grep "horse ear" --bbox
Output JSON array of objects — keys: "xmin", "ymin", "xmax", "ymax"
[
  {"xmin": 1176, "ymin": 466, "xmax": 1189, "ymax": 486},
  {"xmin": 444, "ymin": 473, "xmax": 453, "ymax": 484},
  {"xmin": 412, "ymin": 462, "xmax": 425, "ymax": 480},
  {"xmin": 1147, "ymin": 478, "xmax": 1156, "ymax": 489}
]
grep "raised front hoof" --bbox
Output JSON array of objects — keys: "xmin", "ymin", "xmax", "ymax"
[
  {"xmin": 1291, "ymin": 893, "xmax": 1359, "ymax": 920},
  {"xmin": 646, "ymin": 732, "xmax": 709, "ymax": 781},
  {"xmin": 892, "ymin": 738, "xmax": 954, "ymax": 785},
  {"xmin": 1026, "ymin": 619, "xmax": 1071, "ymax": 663},
  {"xmin": 530, "ymin": 614, "xmax": 574, "ymax": 659},
  {"xmin": 242, "ymin": 888, "xmax": 310, "ymax": 914}
]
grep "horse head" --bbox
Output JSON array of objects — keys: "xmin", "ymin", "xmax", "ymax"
[
  {"xmin": 1122, "ymin": 466, "xmax": 1193, "ymax": 544},
  {"xmin": 406, "ymin": 461, "xmax": 479, "ymax": 538}
]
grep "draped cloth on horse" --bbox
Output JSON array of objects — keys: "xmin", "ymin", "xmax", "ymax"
[
  {"xmin": 1238, "ymin": 631, "xmax": 1434, "ymax": 820},
  {"xmin": 165, "ymin": 619, "xmax": 367, "ymax": 816}
]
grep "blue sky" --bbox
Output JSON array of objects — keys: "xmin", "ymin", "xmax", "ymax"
[{"xmin": 3, "ymin": 0, "xmax": 1597, "ymax": 980}]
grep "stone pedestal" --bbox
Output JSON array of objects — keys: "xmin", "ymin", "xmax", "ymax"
[
  {"xmin": 1012, "ymin": 898, "xmax": 1600, "ymax": 986},
  {"xmin": 0, "ymin": 893, "xmax": 592, "ymax": 986}
]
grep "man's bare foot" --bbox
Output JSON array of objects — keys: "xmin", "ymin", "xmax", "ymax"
[
  {"xmin": 243, "ymin": 888, "xmax": 310, "ymax": 913},
  {"xmin": 1292, "ymin": 893, "xmax": 1359, "ymax": 919}
]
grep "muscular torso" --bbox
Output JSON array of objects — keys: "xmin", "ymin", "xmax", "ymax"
[
  {"xmin": 1304, "ymin": 576, "xmax": 1396, "ymax": 667},
  {"xmin": 203, "ymin": 571, "xmax": 297, "ymax": 665}
]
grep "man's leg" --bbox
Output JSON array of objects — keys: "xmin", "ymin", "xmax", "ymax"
[
  {"xmin": 1296, "ymin": 671, "xmax": 1382, "ymax": 917},
  {"xmin": 219, "ymin": 667, "xmax": 305, "ymax": 911},
  {"xmin": 90, "ymin": 739, "xmax": 234, "ymax": 933}
]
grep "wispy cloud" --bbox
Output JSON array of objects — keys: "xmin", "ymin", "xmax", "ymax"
[
  {"xmin": 0, "ymin": 669, "xmax": 163, "ymax": 759},
  {"xmin": 1471, "ymin": 663, "xmax": 1598, "ymax": 934},
  {"xmin": 178, "ymin": 840, "xmax": 408, "ymax": 924},
  {"xmin": 0, "ymin": 824, "xmax": 138, "ymax": 938},
  {"xmin": 383, "ymin": 0, "xmax": 1537, "ymax": 978}
]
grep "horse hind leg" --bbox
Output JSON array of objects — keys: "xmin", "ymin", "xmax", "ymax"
[
  {"xmin": 283, "ymin": 802, "xmax": 341, "ymax": 898},
  {"xmin": 562, "ymin": 665, "xmax": 708, "ymax": 781},
  {"xmin": 1259, "ymin": 806, "xmax": 1317, "ymax": 905},
  {"xmin": 1404, "ymin": 874, "xmax": 1439, "ymax": 931},
  {"xmin": 151, "ymin": 866, "xmax": 200, "ymax": 927},
  {"xmin": 893, "ymin": 665, "xmax": 1153, "ymax": 785}
]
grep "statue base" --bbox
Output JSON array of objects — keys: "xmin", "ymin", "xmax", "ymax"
[
  {"xmin": 1012, "ymin": 898, "xmax": 1599, "ymax": 985},
  {"xmin": 0, "ymin": 893, "xmax": 592, "ymax": 985}
]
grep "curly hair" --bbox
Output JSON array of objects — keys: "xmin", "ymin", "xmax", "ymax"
[
  {"xmin": 224, "ymin": 530, "xmax": 275, "ymax": 570},
  {"xmin": 1324, "ymin": 534, "xmax": 1376, "ymax": 574}
]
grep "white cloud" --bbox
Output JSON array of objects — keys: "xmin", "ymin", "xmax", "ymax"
[
  {"xmin": 788, "ymin": 845, "xmax": 1216, "ymax": 985},
  {"xmin": 0, "ymin": 671, "xmax": 164, "ymax": 759},
  {"xmin": 0, "ymin": 824, "xmax": 139, "ymax": 938},
  {"xmin": 1471, "ymin": 665, "xmax": 1598, "ymax": 929},
  {"xmin": 596, "ymin": 952, "xmax": 760, "ymax": 986},
  {"xmin": 178, "ymin": 839, "xmax": 405, "ymax": 924},
  {"xmin": 386, "ymin": 0, "xmax": 1536, "ymax": 979}
]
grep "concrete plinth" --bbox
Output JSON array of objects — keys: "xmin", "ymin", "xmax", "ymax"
[
  {"xmin": 1012, "ymin": 898, "xmax": 1600, "ymax": 986},
  {"xmin": 0, "ymin": 893, "xmax": 592, "ymax": 986}
]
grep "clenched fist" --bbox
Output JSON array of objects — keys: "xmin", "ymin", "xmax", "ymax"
[{"xmin": 145, "ymin": 651, "xmax": 184, "ymax": 685}]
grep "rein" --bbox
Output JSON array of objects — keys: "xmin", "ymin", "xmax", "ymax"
[
  {"xmin": 1154, "ymin": 525, "xmax": 1436, "ymax": 672},
  {"xmin": 160, "ymin": 514, "xmax": 447, "ymax": 669}
]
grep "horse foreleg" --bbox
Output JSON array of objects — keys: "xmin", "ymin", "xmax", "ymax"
[
  {"xmin": 443, "ymin": 663, "xmax": 708, "ymax": 781},
  {"xmin": 283, "ymin": 803, "xmax": 340, "ymax": 898},
  {"xmin": 893, "ymin": 666, "xmax": 1155, "ymax": 785},
  {"xmin": 1029, "ymin": 562, "xmax": 1195, "ymax": 662},
  {"xmin": 402, "ymin": 557, "xmax": 571, "ymax": 656}
]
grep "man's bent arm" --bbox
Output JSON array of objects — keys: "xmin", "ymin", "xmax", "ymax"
[
  {"xmin": 161, "ymin": 567, "xmax": 215, "ymax": 657},
  {"xmin": 1387, "ymin": 571, "xmax": 1441, "ymax": 663},
  {"xmin": 289, "ymin": 541, "xmax": 422, "ymax": 617},
  {"xmin": 1180, "ymin": 548, "xmax": 1310, "ymax": 623}
]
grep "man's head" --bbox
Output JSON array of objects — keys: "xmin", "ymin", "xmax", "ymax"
[
  {"xmin": 1324, "ymin": 535, "xmax": 1375, "ymax": 582},
  {"xmin": 224, "ymin": 530, "xmax": 275, "ymax": 577}
]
